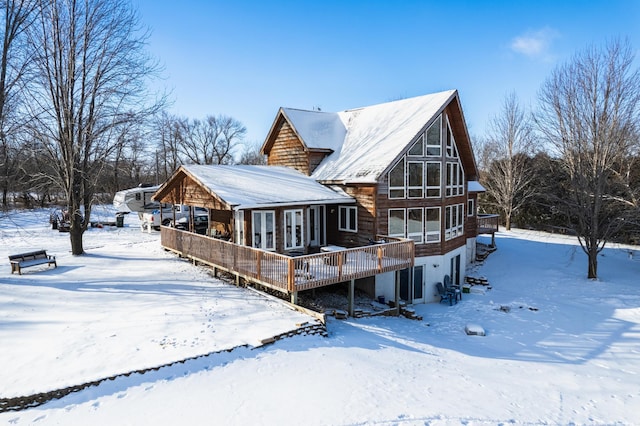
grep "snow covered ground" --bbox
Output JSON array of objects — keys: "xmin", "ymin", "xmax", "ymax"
[{"xmin": 1, "ymin": 207, "xmax": 639, "ymax": 425}]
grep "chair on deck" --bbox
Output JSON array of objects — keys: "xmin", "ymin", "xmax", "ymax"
[{"xmin": 436, "ymin": 282, "xmax": 454, "ymax": 305}]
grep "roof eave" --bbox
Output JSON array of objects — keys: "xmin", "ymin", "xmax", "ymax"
[{"xmin": 233, "ymin": 197, "xmax": 356, "ymax": 211}]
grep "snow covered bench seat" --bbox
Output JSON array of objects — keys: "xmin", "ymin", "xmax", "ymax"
[{"xmin": 9, "ymin": 250, "xmax": 57, "ymax": 274}]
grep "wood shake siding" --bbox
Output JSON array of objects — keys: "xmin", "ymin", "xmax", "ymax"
[
  {"xmin": 267, "ymin": 121, "xmax": 311, "ymax": 175},
  {"xmin": 331, "ymin": 185, "xmax": 377, "ymax": 247},
  {"xmin": 164, "ymin": 174, "xmax": 230, "ymax": 210},
  {"xmin": 308, "ymin": 152, "xmax": 327, "ymax": 175}
]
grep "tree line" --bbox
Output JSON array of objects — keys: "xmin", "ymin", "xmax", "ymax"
[
  {"xmin": 0, "ymin": 0, "xmax": 261, "ymax": 255},
  {"xmin": 477, "ymin": 39, "xmax": 640, "ymax": 279}
]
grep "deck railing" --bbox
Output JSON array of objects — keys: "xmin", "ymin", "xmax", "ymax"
[
  {"xmin": 477, "ymin": 214, "xmax": 499, "ymax": 234},
  {"xmin": 160, "ymin": 227, "xmax": 414, "ymax": 294}
]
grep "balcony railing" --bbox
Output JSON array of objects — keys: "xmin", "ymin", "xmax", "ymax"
[
  {"xmin": 477, "ymin": 214, "xmax": 499, "ymax": 234},
  {"xmin": 160, "ymin": 227, "xmax": 414, "ymax": 294}
]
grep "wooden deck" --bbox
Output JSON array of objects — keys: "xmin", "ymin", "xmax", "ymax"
[{"xmin": 160, "ymin": 227, "xmax": 414, "ymax": 295}]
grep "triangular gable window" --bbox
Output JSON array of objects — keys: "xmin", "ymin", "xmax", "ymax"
[
  {"xmin": 445, "ymin": 116, "xmax": 458, "ymax": 158},
  {"xmin": 408, "ymin": 115, "xmax": 441, "ymax": 157},
  {"xmin": 408, "ymin": 134, "xmax": 424, "ymax": 156},
  {"xmin": 426, "ymin": 116, "xmax": 442, "ymax": 156}
]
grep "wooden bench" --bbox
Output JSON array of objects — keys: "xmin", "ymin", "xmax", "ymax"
[{"xmin": 9, "ymin": 250, "xmax": 57, "ymax": 275}]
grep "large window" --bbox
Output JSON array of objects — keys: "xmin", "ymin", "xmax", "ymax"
[
  {"xmin": 407, "ymin": 208, "xmax": 423, "ymax": 243},
  {"xmin": 407, "ymin": 162, "xmax": 424, "ymax": 198},
  {"xmin": 339, "ymin": 205, "xmax": 357, "ymax": 232},
  {"xmin": 252, "ymin": 210, "xmax": 275, "ymax": 250},
  {"xmin": 426, "ymin": 207, "xmax": 441, "ymax": 243},
  {"xmin": 284, "ymin": 209, "xmax": 303, "ymax": 250},
  {"xmin": 446, "ymin": 161, "xmax": 465, "ymax": 197},
  {"xmin": 426, "ymin": 162, "xmax": 441, "ymax": 198},
  {"xmin": 388, "ymin": 209, "xmax": 405, "ymax": 238},
  {"xmin": 444, "ymin": 204, "xmax": 465, "ymax": 241},
  {"xmin": 388, "ymin": 161, "xmax": 405, "ymax": 199}
]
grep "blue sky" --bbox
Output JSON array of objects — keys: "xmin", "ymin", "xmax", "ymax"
[{"xmin": 134, "ymin": 0, "xmax": 640, "ymax": 147}]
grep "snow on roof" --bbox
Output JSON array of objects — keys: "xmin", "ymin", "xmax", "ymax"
[
  {"xmin": 468, "ymin": 180, "xmax": 486, "ymax": 192},
  {"xmin": 304, "ymin": 90, "xmax": 457, "ymax": 183},
  {"xmin": 183, "ymin": 164, "xmax": 354, "ymax": 210},
  {"xmin": 281, "ymin": 108, "xmax": 346, "ymax": 152}
]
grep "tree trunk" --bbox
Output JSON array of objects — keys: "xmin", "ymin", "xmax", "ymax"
[
  {"xmin": 70, "ymin": 224, "xmax": 84, "ymax": 255},
  {"xmin": 587, "ymin": 248, "xmax": 598, "ymax": 279},
  {"xmin": 505, "ymin": 215, "xmax": 512, "ymax": 231},
  {"xmin": 69, "ymin": 182, "xmax": 84, "ymax": 255}
]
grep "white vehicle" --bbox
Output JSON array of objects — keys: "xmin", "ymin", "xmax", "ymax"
[
  {"xmin": 141, "ymin": 204, "xmax": 207, "ymax": 232},
  {"xmin": 113, "ymin": 184, "xmax": 161, "ymax": 219}
]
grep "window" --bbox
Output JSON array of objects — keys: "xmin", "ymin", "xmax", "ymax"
[
  {"xmin": 388, "ymin": 161, "xmax": 405, "ymax": 199},
  {"xmin": 445, "ymin": 116, "xmax": 458, "ymax": 158},
  {"xmin": 407, "ymin": 162, "xmax": 424, "ymax": 198},
  {"xmin": 388, "ymin": 209, "xmax": 405, "ymax": 238},
  {"xmin": 446, "ymin": 161, "xmax": 465, "ymax": 197},
  {"xmin": 444, "ymin": 204, "xmax": 464, "ymax": 241},
  {"xmin": 284, "ymin": 209, "xmax": 303, "ymax": 250},
  {"xmin": 426, "ymin": 162, "xmax": 441, "ymax": 198},
  {"xmin": 252, "ymin": 210, "xmax": 275, "ymax": 250},
  {"xmin": 426, "ymin": 116, "xmax": 442, "ymax": 156},
  {"xmin": 467, "ymin": 199, "xmax": 475, "ymax": 217},
  {"xmin": 407, "ymin": 208, "xmax": 423, "ymax": 243},
  {"xmin": 408, "ymin": 134, "xmax": 424, "ymax": 156},
  {"xmin": 234, "ymin": 210, "xmax": 244, "ymax": 245},
  {"xmin": 339, "ymin": 206, "xmax": 357, "ymax": 232},
  {"xmin": 425, "ymin": 207, "xmax": 441, "ymax": 243}
]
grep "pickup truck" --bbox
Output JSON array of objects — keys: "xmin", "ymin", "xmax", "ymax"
[{"xmin": 141, "ymin": 205, "xmax": 206, "ymax": 231}]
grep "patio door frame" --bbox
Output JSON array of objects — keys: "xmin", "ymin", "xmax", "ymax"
[
  {"xmin": 307, "ymin": 205, "xmax": 326, "ymax": 248},
  {"xmin": 450, "ymin": 254, "xmax": 461, "ymax": 285},
  {"xmin": 399, "ymin": 265, "xmax": 424, "ymax": 303}
]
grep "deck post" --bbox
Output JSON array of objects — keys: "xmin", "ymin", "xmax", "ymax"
[
  {"xmin": 395, "ymin": 270, "xmax": 400, "ymax": 316},
  {"xmin": 287, "ymin": 257, "xmax": 295, "ymax": 293},
  {"xmin": 290, "ymin": 291, "xmax": 298, "ymax": 304},
  {"xmin": 348, "ymin": 279, "xmax": 355, "ymax": 317},
  {"xmin": 256, "ymin": 250, "xmax": 262, "ymax": 278}
]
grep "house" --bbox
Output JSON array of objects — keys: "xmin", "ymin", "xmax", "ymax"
[{"xmin": 152, "ymin": 89, "xmax": 496, "ymax": 308}]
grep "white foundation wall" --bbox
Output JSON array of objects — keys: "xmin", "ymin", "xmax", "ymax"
[
  {"xmin": 374, "ymin": 271, "xmax": 396, "ymax": 305},
  {"xmin": 466, "ymin": 237, "xmax": 477, "ymax": 266},
  {"xmin": 375, "ymin": 244, "xmax": 470, "ymax": 304}
]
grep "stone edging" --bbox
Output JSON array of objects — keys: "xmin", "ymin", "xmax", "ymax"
[{"xmin": 0, "ymin": 320, "xmax": 327, "ymax": 413}]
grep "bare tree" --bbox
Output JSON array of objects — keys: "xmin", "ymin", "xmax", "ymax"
[
  {"xmin": 0, "ymin": 0, "xmax": 38, "ymax": 207},
  {"xmin": 481, "ymin": 92, "xmax": 536, "ymax": 230},
  {"xmin": 178, "ymin": 115, "xmax": 245, "ymax": 165},
  {"xmin": 536, "ymin": 39, "xmax": 640, "ymax": 279},
  {"xmin": 237, "ymin": 142, "xmax": 266, "ymax": 165},
  {"xmin": 24, "ymin": 0, "xmax": 161, "ymax": 254},
  {"xmin": 214, "ymin": 115, "xmax": 246, "ymax": 164},
  {"xmin": 153, "ymin": 112, "xmax": 183, "ymax": 181}
]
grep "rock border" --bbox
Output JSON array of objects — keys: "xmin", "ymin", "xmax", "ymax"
[{"xmin": 0, "ymin": 321, "xmax": 327, "ymax": 413}]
